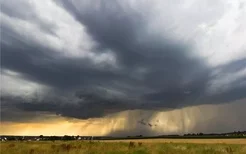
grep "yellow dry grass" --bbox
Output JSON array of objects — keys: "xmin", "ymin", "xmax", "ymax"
[
  {"xmin": 1, "ymin": 139, "xmax": 246, "ymax": 154},
  {"xmin": 103, "ymin": 138, "xmax": 246, "ymax": 144}
]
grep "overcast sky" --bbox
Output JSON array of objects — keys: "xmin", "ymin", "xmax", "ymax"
[{"xmin": 1, "ymin": 0, "xmax": 246, "ymax": 135}]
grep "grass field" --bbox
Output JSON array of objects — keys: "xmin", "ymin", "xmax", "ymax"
[
  {"xmin": 104, "ymin": 138, "xmax": 246, "ymax": 144},
  {"xmin": 1, "ymin": 139, "xmax": 246, "ymax": 154}
]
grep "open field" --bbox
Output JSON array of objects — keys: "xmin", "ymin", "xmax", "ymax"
[
  {"xmin": 1, "ymin": 139, "xmax": 246, "ymax": 154},
  {"xmin": 104, "ymin": 138, "xmax": 246, "ymax": 144}
]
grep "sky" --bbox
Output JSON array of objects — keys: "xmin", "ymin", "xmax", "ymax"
[{"xmin": 0, "ymin": 0, "xmax": 246, "ymax": 136}]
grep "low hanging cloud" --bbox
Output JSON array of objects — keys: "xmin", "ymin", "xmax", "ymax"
[
  {"xmin": 1, "ymin": 0, "xmax": 246, "ymax": 134},
  {"xmin": 1, "ymin": 98, "xmax": 246, "ymax": 136}
]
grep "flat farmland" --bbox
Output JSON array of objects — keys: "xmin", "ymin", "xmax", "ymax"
[
  {"xmin": 103, "ymin": 138, "xmax": 246, "ymax": 144},
  {"xmin": 1, "ymin": 139, "xmax": 246, "ymax": 154}
]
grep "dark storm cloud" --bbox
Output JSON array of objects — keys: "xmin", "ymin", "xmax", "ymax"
[
  {"xmin": 1, "ymin": 39, "xmax": 122, "ymax": 90},
  {"xmin": 215, "ymin": 58, "xmax": 246, "ymax": 74},
  {"xmin": 1, "ymin": 0, "xmax": 246, "ymax": 120},
  {"xmin": 1, "ymin": 0, "xmax": 57, "ymax": 35},
  {"xmin": 54, "ymin": 0, "xmax": 212, "ymax": 107},
  {"xmin": 0, "ymin": 93, "xmax": 140, "ymax": 120}
]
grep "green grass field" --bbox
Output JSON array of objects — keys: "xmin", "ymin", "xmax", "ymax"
[{"xmin": 1, "ymin": 140, "xmax": 246, "ymax": 154}]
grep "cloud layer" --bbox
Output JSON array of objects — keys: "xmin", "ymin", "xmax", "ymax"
[
  {"xmin": 1, "ymin": 98, "xmax": 246, "ymax": 136},
  {"xmin": 1, "ymin": 0, "xmax": 246, "ymax": 134}
]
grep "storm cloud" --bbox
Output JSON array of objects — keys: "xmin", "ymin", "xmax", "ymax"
[{"xmin": 1, "ymin": 0, "xmax": 246, "ymax": 133}]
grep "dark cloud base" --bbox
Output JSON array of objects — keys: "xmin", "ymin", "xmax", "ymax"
[{"xmin": 1, "ymin": 0, "xmax": 246, "ymax": 121}]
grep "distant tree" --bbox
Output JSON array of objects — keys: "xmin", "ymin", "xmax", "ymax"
[
  {"xmin": 198, "ymin": 133, "xmax": 204, "ymax": 136},
  {"xmin": 39, "ymin": 135, "xmax": 43, "ymax": 138},
  {"xmin": 63, "ymin": 135, "xmax": 73, "ymax": 140}
]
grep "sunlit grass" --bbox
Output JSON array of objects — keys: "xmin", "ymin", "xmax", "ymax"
[{"xmin": 1, "ymin": 140, "xmax": 246, "ymax": 154}]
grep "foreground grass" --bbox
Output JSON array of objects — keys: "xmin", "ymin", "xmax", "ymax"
[{"xmin": 1, "ymin": 140, "xmax": 246, "ymax": 154}]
